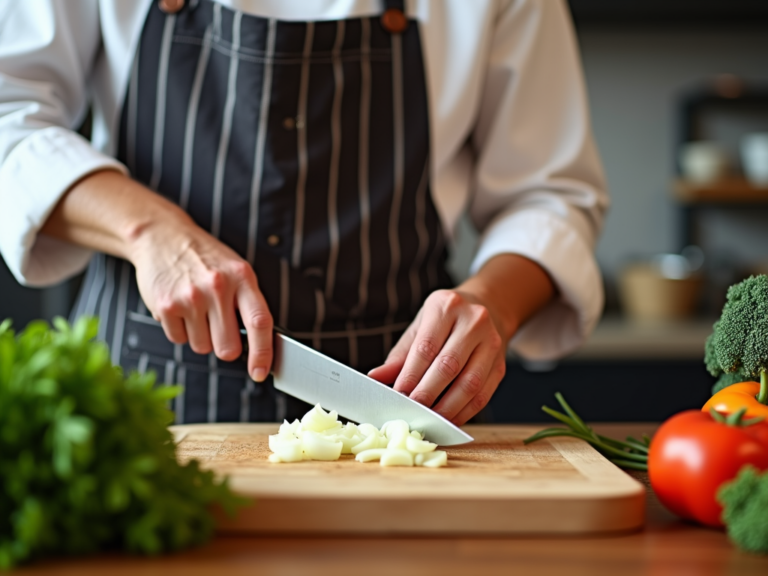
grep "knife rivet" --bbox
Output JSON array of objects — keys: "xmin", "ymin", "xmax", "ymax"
[{"xmin": 267, "ymin": 234, "xmax": 280, "ymax": 247}]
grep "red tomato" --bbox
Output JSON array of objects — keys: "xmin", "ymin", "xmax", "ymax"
[{"xmin": 648, "ymin": 410, "xmax": 768, "ymax": 527}]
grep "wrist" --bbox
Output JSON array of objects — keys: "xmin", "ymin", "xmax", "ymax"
[
  {"xmin": 118, "ymin": 185, "xmax": 195, "ymax": 264},
  {"xmin": 456, "ymin": 254, "xmax": 556, "ymax": 343},
  {"xmin": 455, "ymin": 278, "xmax": 519, "ymax": 343}
]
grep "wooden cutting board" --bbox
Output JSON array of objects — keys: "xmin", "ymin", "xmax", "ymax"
[{"xmin": 171, "ymin": 423, "xmax": 646, "ymax": 535}]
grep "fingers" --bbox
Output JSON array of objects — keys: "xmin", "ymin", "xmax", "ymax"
[
  {"xmin": 406, "ymin": 324, "xmax": 479, "ymax": 408},
  {"xmin": 236, "ymin": 273, "xmax": 273, "ymax": 382},
  {"xmin": 390, "ymin": 290, "xmax": 506, "ymax": 424},
  {"xmin": 391, "ymin": 301, "xmax": 455, "ymax": 396},
  {"xmin": 368, "ymin": 321, "xmax": 418, "ymax": 384},
  {"xmin": 450, "ymin": 362, "xmax": 505, "ymax": 426},
  {"xmin": 160, "ymin": 315, "xmax": 187, "ymax": 345},
  {"xmin": 205, "ymin": 270, "xmax": 244, "ymax": 361},
  {"xmin": 138, "ymin": 236, "xmax": 271, "ymax": 371},
  {"xmin": 433, "ymin": 350, "xmax": 506, "ymax": 425},
  {"xmin": 395, "ymin": 290, "xmax": 477, "ymax": 398}
]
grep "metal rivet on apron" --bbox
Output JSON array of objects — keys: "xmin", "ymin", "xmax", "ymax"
[
  {"xmin": 159, "ymin": 0, "xmax": 185, "ymax": 14},
  {"xmin": 381, "ymin": 8, "xmax": 407, "ymax": 34},
  {"xmin": 127, "ymin": 332, "xmax": 140, "ymax": 349},
  {"xmin": 283, "ymin": 117, "xmax": 296, "ymax": 130},
  {"xmin": 295, "ymin": 116, "xmax": 305, "ymax": 130},
  {"xmin": 267, "ymin": 234, "xmax": 281, "ymax": 247}
]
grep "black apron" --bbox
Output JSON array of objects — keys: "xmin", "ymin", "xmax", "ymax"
[{"xmin": 71, "ymin": 0, "xmax": 452, "ymax": 423}]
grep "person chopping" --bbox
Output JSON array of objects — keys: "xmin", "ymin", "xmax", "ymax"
[{"xmin": 0, "ymin": 0, "xmax": 608, "ymax": 425}]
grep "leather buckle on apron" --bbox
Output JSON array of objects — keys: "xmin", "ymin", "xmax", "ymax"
[
  {"xmin": 381, "ymin": 8, "xmax": 407, "ymax": 34},
  {"xmin": 159, "ymin": 0, "xmax": 185, "ymax": 14}
]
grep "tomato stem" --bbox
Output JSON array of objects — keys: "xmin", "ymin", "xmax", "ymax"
[{"xmin": 758, "ymin": 370, "xmax": 767, "ymax": 405}]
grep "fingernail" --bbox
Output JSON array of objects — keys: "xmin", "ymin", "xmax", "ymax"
[{"xmin": 252, "ymin": 368, "xmax": 268, "ymax": 382}]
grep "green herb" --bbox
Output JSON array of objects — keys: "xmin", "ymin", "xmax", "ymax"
[
  {"xmin": 0, "ymin": 317, "xmax": 246, "ymax": 569},
  {"xmin": 718, "ymin": 466, "xmax": 768, "ymax": 554},
  {"xmin": 704, "ymin": 274, "xmax": 768, "ymax": 403},
  {"xmin": 523, "ymin": 392, "xmax": 650, "ymax": 471}
]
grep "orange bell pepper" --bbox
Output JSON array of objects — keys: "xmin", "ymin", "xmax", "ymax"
[{"xmin": 703, "ymin": 380, "xmax": 768, "ymax": 420}]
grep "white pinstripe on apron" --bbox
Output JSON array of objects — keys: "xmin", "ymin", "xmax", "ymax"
[{"xmin": 71, "ymin": 0, "xmax": 451, "ymax": 424}]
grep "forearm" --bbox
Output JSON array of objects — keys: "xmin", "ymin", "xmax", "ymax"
[
  {"xmin": 455, "ymin": 254, "xmax": 555, "ymax": 343},
  {"xmin": 40, "ymin": 169, "xmax": 274, "ymax": 378},
  {"xmin": 39, "ymin": 169, "xmax": 193, "ymax": 262}
]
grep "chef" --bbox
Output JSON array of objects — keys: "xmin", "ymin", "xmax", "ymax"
[{"xmin": 0, "ymin": 0, "xmax": 608, "ymax": 425}]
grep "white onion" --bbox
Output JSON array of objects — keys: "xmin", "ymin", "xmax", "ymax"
[
  {"xmin": 266, "ymin": 404, "xmax": 447, "ymax": 467},
  {"xmin": 405, "ymin": 435, "xmax": 437, "ymax": 454},
  {"xmin": 268, "ymin": 434, "xmax": 303, "ymax": 462},
  {"xmin": 420, "ymin": 451, "xmax": 448, "ymax": 468},
  {"xmin": 380, "ymin": 449, "xmax": 413, "ymax": 467},
  {"xmin": 354, "ymin": 448, "xmax": 387, "ymax": 462},
  {"xmin": 350, "ymin": 431, "xmax": 384, "ymax": 455}
]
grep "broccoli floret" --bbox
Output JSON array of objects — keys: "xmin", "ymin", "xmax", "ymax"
[
  {"xmin": 705, "ymin": 324, "xmax": 723, "ymax": 378},
  {"xmin": 719, "ymin": 466, "xmax": 768, "ymax": 554},
  {"xmin": 712, "ymin": 371, "xmax": 752, "ymax": 395},
  {"xmin": 706, "ymin": 275, "xmax": 768, "ymax": 403}
]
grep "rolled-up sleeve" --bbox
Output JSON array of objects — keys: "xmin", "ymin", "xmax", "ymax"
[
  {"xmin": 468, "ymin": 0, "xmax": 610, "ymax": 361},
  {"xmin": 0, "ymin": 0, "xmax": 127, "ymax": 287}
]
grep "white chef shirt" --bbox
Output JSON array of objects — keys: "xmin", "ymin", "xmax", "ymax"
[{"xmin": 0, "ymin": 0, "xmax": 609, "ymax": 361}]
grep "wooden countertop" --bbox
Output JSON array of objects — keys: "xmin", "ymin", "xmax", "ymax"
[{"xmin": 16, "ymin": 425, "xmax": 768, "ymax": 576}]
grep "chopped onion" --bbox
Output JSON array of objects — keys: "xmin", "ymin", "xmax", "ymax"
[
  {"xmin": 405, "ymin": 435, "xmax": 437, "ymax": 454},
  {"xmin": 354, "ymin": 448, "xmax": 387, "ymax": 462},
  {"xmin": 301, "ymin": 430, "xmax": 343, "ymax": 461},
  {"xmin": 380, "ymin": 449, "xmax": 414, "ymax": 467},
  {"xmin": 266, "ymin": 404, "xmax": 447, "ymax": 467}
]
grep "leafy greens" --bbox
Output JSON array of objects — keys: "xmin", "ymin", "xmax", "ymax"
[{"xmin": 0, "ymin": 317, "xmax": 244, "ymax": 568}]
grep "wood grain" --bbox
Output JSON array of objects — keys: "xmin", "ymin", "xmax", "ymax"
[
  {"xmin": 14, "ymin": 425, "xmax": 768, "ymax": 576},
  {"xmin": 172, "ymin": 423, "xmax": 645, "ymax": 535}
]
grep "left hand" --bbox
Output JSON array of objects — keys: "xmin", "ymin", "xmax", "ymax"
[
  {"xmin": 367, "ymin": 254, "xmax": 555, "ymax": 426},
  {"xmin": 367, "ymin": 289, "xmax": 507, "ymax": 426}
]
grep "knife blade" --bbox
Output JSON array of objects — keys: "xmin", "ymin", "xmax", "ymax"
[{"xmin": 242, "ymin": 330, "xmax": 473, "ymax": 446}]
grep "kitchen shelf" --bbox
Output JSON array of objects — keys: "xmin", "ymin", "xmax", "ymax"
[
  {"xmin": 673, "ymin": 178, "xmax": 768, "ymax": 205},
  {"xmin": 568, "ymin": 0, "xmax": 768, "ymax": 27},
  {"xmin": 568, "ymin": 316, "xmax": 713, "ymax": 360}
]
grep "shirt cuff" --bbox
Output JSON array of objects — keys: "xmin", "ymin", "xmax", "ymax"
[
  {"xmin": 470, "ymin": 207, "xmax": 604, "ymax": 361},
  {"xmin": 0, "ymin": 126, "xmax": 128, "ymax": 287}
]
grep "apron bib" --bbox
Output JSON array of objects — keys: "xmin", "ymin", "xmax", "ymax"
[{"xmin": 71, "ymin": 0, "xmax": 451, "ymax": 423}]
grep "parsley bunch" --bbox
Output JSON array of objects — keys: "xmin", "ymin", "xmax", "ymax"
[{"xmin": 0, "ymin": 317, "xmax": 243, "ymax": 569}]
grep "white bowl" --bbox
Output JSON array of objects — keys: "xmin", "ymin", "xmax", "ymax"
[
  {"xmin": 679, "ymin": 141, "xmax": 730, "ymax": 183},
  {"xmin": 741, "ymin": 133, "xmax": 768, "ymax": 186}
]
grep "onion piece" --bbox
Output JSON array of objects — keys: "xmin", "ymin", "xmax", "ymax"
[
  {"xmin": 380, "ymin": 449, "xmax": 414, "ymax": 467},
  {"xmin": 420, "ymin": 450, "xmax": 447, "ymax": 468},
  {"xmin": 355, "ymin": 448, "xmax": 387, "ymax": 462},
  {"xmin": 302, "ymin": 430, "xmax": 343, "ymax": 461},
  {"xmin": 357, "ymin": 423, "xmax": 379, "ymax": 437},
  {"xmin": 351, "ymin": 432, "xmax": 384, "ymax": 455},
  {"xmin": 268, "ymin": 434, "xmax": 303, "ymax": 462},
  {"xmin": 381, "ymin": 420, "xmax": 409, "ymax": 439},
  {"xmin": 386, "ymin": 431, "xmax": 409, "ymax": 450},
  {"xmin": 406, "ymin": 435, "xmax": 437, "ymax": 454},
  {"xmin": 301, "ymin": 404, "xmax": 342, "ymax": 433}
]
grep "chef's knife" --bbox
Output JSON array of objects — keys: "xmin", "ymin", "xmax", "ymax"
[{"xmin": 242, "ymin": 330, "xmax": 473, "ymax": 446}]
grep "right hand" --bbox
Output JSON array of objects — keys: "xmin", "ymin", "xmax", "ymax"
[{"xmin": 129, "ymin": 213, "xmax": 273, "ymax": 382}]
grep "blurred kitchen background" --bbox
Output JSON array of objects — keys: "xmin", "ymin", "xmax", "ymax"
[{"xmin": 1, "ymin": 0, "xmax": 767, "ymax": 422}]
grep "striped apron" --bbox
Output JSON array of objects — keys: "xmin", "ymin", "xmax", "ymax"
[{"xmin": 71, "ymin": 0, "xmax": 452, "ymax": 423}]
